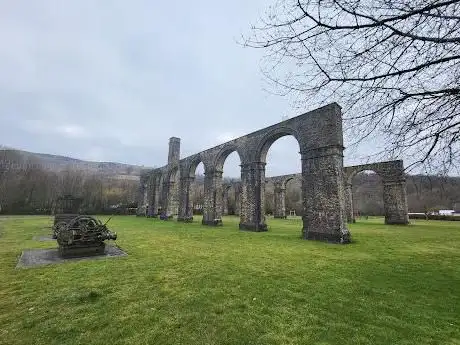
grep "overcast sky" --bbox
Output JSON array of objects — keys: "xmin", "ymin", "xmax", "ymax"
[{"xmin": 0, "ymin": 0, "xmax": 372, "ymax": 177}]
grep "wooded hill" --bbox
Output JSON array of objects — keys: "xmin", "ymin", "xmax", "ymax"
[
  {"xmin": 0, "ymin": 148, "xmax": 146, "ymax": 176},
  {"xmin": 1, "ymin": 149, "xmax": 459, "ymax": 215}
]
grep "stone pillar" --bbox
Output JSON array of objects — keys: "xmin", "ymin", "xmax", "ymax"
[
  {"xmin": 383, "ymin": 179, "xmax": 409, "ymax": 224},
  {"xmin": 170, "ymin": 178, "xmax": 179, "ymax": 215},
  {"xmin": 136, "ymin": 183, "xmax": 147, "ymax": 216},
  {"xmin": 235, "ymin": 187, "xmax": 241, "ymax": 216},
  {"xmin": 150, "ymin": 178, "xmax": 160, "ymax": 217},
  {"xmin": 345, "ymin": 183, "xmax": 355, "ymax": 223},
  {"xmin": 161, "ymin": 181, "xmax": 176, "ymax": 218},
  {"xmin": 167, "ymin": 181, "xmax": 178, "ymax": 217},
  {"xmin": 143, "ymin": 186, "xmax": 148, "ymax": 216},
  {"xmin": 146, "ymin": 181, "xmax": 153, "ymax": 217},
  {"xmin": 160, "ymin": 181, "xmax": 167, "ymax": 217},
  {"xmin": 178, "ymin": 176, "xmax": 194, "ymax": 222},
  {"xmin": 146, "ymin": 177, "xmax": 160, "ymax": 217},
  {"xmin": 168, "ymin": 137, "xmax": 181, "ymax": 164},
  {"xmin": 155, "ymin": 179, "xmax": 163, "ymax": 216},
  {"xmin": 164, "ymin": 137, "xmax": 181, "ymax": 217},
  {"xmin": 301, "ymin": 147, "xmax": 350, "ymax": 243},
  {"xmin": 202, "ymin": 169, "xmax": 223, "ymax": 226},
  {"xmin": 239, "ymin": 162, "xmax": 267, "ymax": 231},
  {"xmin": 273, "ymin": 183, "xmax": 287, "ymax": 219},
  {"xmin": 222, "ymin": 187, "xmax": 230, "ymax": 216}
]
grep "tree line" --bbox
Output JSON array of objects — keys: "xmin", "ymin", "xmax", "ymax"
[
  {"xmin": 1, "ymin": 150, "xmax": 459, "ymax": 216},
  {"xmin": 0, "ymin": 150, "xmax": 138, "ymax": 215}
]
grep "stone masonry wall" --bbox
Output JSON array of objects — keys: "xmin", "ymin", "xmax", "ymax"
[
  {"xmin": 262, "ymin": 160, "xmax": 409, "ymax": 225},
  {"xmin": 140, "ymin": 103, "xmax": 353, "ymax": 243}
]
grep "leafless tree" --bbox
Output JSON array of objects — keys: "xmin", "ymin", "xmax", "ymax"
[
  {"xmin": 0, "ymin": 149, "xmax": 139, "ymax": 214},
  {"xmin": 245, "ymin": 0, "xmax": 460, "ymax": 173}
]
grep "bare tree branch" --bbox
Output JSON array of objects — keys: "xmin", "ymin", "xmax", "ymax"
[{"xmin": 244, "ymin": 0, "xmax": 460, "ymax": 173}]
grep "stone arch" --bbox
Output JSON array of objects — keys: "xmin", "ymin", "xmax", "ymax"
[
  {"xmin": 346, "ymin": 167, "xmax": 382, "ymax": 186},
  {"xmin": 348, "ymin": 168, "xmax": 383, "ymax": 221},
  {"xmin": 221, "ymin": 183, "xmax": 233, "ymax": 216},
  {"xmin": 177, "ymin": 155, "xmax": 208, "ymax": 222},
  {"xmin": 264, "ymin": 174, "xmax": 301, "ymax": 219},
  {"xmin": 343, "ymin": 161, "xmax": 405, "ymax": 186},
  {"xmin": 186, "ymin": 154, "xmax": 209, "ymax": 178},
  {"xmin": 256, "ymin": 127, "xmax": 302, "ymax": 164},
  {"xmin": 283, "ymin": 175, "xmax": 302, "ymax": 217},
  {"xmin": 272, "ymin": 176, "xmax": 295, "ymax": 219},
  {"xmin": 159, "ymin": 165, "xmax": 180, "ymax": 217},
  {"xmin": 226, "ymin": 181, "xmax": 242, "ymax": 216},
  {"xmin": 214, "ymin": 143, "xmax": 245, "ymax": 172},
  {"xmin": 146, "ymin": 171, "xmax": 162, "ymax": 217},
  {"xmin": 282, "ymin": 176, "xmax": 297, "ymax": 189},
  {"xmin": 140, "ymin": 103, "xmax": 352, "ymax": 243},
  {"xmin": 254, "ymin": 129, "xmax": 302, "ymax": 224},
  {"xmin": 343, "ymin": 161, "xmax": 408, "ymax": 224},
  {"xmin": 201, "ymin": 146, "xmax": 243, "ymax": 226}
]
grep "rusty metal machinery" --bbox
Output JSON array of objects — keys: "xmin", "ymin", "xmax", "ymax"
[
  {"xmin": 52, "ymin": 195, "xmax": 83, "ymax": 238},
  {"xmin": 53, "ymin": 215, "xmax": 117, "ymax": 258}
]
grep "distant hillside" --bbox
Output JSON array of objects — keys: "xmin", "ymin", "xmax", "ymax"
[{"xmin": 0, "ymin": 148, "xmax": 150, "ymax": 178}]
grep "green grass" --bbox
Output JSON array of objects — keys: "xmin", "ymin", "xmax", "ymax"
[{"xmin": 0, "ymin": 215, "xmax": 459, "ymax": 345}]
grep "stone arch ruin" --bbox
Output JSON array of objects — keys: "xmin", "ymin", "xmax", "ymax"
[
  {"xmin": 265, "ymin": 174, "xmax": 299, "ymax": 219},
  {"xmin": 138, "ymin": 103, "xmax": 409, "ymax": 243},
  {"xmin": 343, "ymin": 161, "xmax": 409, "ymax": 224},
  {"xmin": 264, "ymin": 160, "xmax": 409, "ymax": 225}
]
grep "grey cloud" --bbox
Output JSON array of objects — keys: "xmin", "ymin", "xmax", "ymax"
[{"xmin": 0, "ymin": 0, "xmax": 377, "ymax": 178}]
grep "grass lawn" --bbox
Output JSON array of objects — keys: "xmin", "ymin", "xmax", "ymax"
[{"xmin": 0, "ymin": 215, "xmax": 459, "ymax": 345}]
